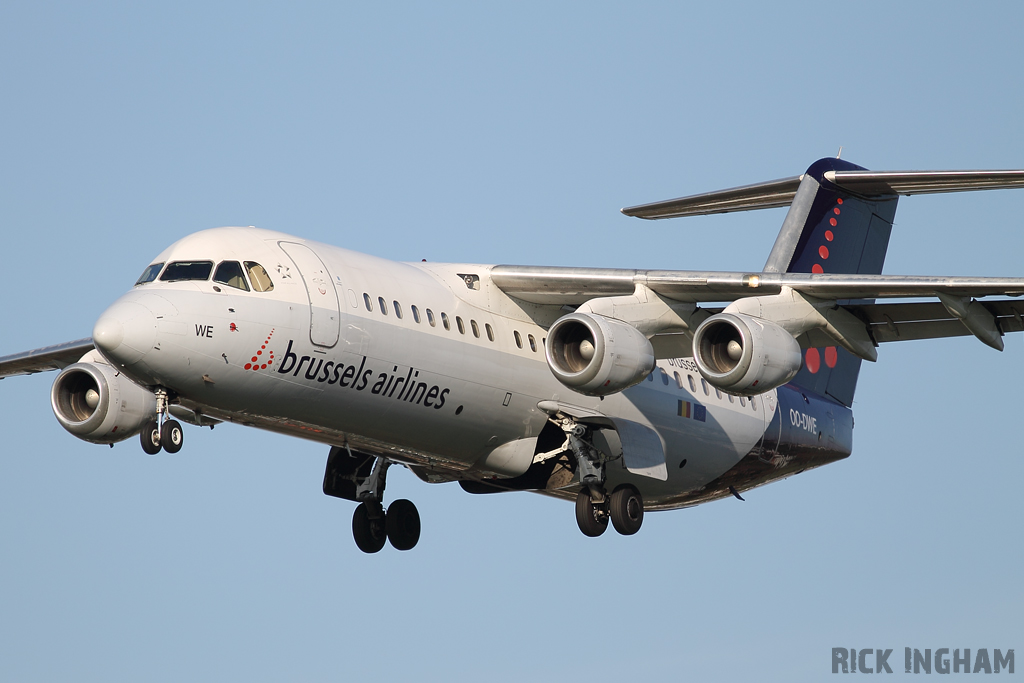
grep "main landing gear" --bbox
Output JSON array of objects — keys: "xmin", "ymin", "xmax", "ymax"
[
  {"xmin": 140, "ymin": 388, "xmax": 184, "ymax": 455},
  {"xmin": 560, "ymin": 417, "xmax": 645, "ymax": 538},
  {"xmin": 323, "ymin": 447, "xmax": 421, "ymax": 553}
]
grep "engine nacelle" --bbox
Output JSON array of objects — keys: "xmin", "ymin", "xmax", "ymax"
[
  {"xmin": 545, "ymin": 312, "xmax": 655, "ymax": 396},
  {"xmin": 50, "ymin": 352, "xmax": 157, "ymax": 444},
  {"xmin": 692, "ymin": 313, "xmax": 802, "ymax": 395}
]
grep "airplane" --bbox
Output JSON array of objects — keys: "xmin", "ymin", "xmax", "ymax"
[{"xmin": 2, "ymin": 156, "xmax": 1023, "ymax": 553}]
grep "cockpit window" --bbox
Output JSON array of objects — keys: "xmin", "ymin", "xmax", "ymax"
[
  {"xmin": 213, "ymin": 261, "xmax": 250, "ymax": 291},
  {"xmin": 245, "ymin": 261, "xmax": 274, "ymax": 292},
  {"xmin": 160, "ymin": 261, "xmax": 214, "ymax": 282},
  {"xmin": 135, "ymin": 263, "xmax": 164, "ymax": 285}
]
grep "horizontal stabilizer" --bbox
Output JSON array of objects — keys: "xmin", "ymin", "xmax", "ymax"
[
  {"xmin": 623, "ymin": 167, "xmax": 1024, "ymax": 219},
  {"xmin": 621, "ymin": 176, "xmax": 802, "ymax": 219}
]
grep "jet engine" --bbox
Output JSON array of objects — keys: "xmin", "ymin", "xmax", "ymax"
[
  {"xmin": 692, "ymin": 313, "xmax": 802, "ymax": 395},
  {"xmin": 545, "ymin": 312, "xmax": 655, "ymax": 396},
  {"xmin": 50, "ymin": 352, "xmax": 157, "ymax": 444}
]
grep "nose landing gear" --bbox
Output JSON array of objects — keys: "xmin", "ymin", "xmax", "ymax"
[{"xmin": 138, "ymin": 388, "xmax": 184, "ymax": 455}]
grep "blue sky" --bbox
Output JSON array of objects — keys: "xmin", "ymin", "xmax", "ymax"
[{"xmin": 1, "ymin": 2, "xmax": 1022, "ymax": 680}]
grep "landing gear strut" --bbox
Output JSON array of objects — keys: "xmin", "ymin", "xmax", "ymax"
[
  {"xmin": 341, "ymin": 452, "xmax": 422, "ymax": 553},
  {"xmin": 139, "ymin": 388, "xmax": 184, "ymax": 455},
  {"xmin": 558, "ymin": 417, "xmax": 645, "ymax": 538}
]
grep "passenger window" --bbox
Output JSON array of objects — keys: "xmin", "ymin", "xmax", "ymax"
[
  {"xmin": 161, "ymin": 261, "xmax": 214, "ymax": 282},
  {"xmin": 471, "ymin": 320, "xmax": 480, "ymax": 338},
  {"xmin": 378, "ymin": 297, "xmax": 388, "ymax": 315},
  {"xmin": 411, "ymin": 305, "xmax": 420, "ymax": 323},
  {"xmin": 244, "ymin": 262, "xmax": 275, "ymax": 292},
  {"xmin": 213, "ymin": 261, "xmax": 250, "ymax": 291},
  {"xmin": 135, "ymin": 263, "xmax": 164, "ymax": 285},
  {"xmin": 701, "ymin": 378, "xmax": 709, "ymax": 396},
  {"xmin": 456, "ymin": 316, "xmax": 465, "ymax": 334},
  {"xmin": 661, "ymin": 369, "xmax": 669, "ymax": 386},
  {"xmin": 426, "ymin": 309, "xmax": 436, "ymax": 327},
  {"xmin": 393, "ymin": 301, "xmax": 403, "ymax": 319},
  {"xmin": 715, "ymin": 388, "xmax": 722, "ymax": 399},
  {"xmin": 750, "ymin": 397, "xmax": 757, "ymax": 411},
  {"xmin": 674, "ymin": 372, "xmax": 683, "ymax": 389},
  {"xmin": 739, "ymin": 397, "xmax": 747, "ymax": 407},
  {"xmin": 648, "ymin": 372, "xmax": 654, "ymax": 382},
  {"xmin": 441, "ymin": 312, "xmax": 450, "ymax": 330},
  {"xmin": 728, "ymin": 394, "xmax": 734, "ymax": 403},
  {"xmin": 485, "ymin": 324, "xmax": 494, "ymax": 342},
  {"xmin": 514, "ymin": 331, "xmax": 523, "ymax": 348},
  {"xmin": 528, "ymin": 334, "xmax": 537, "ymax": 352},
  {"xmin": 687, "ymin": 375, "xmax": 696, "ymax": 392},
  {"xmin": 363, "ymin": 293, "xmax": 373, "ymax": 312}
]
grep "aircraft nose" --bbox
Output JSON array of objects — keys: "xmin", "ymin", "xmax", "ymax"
[{"xmin": 92, "ymin": 301, "xmax": 157, "ymax": 366}]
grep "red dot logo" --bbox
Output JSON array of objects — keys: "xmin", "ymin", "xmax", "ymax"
[
  {"xmin": 812, "ymin": 264, "xmax": 824, "ymax": 274},
  {"xmin": 243, "ymin": 329, "xmax": 276, "ymax": 372},
  {"xmin": 819, "ymin": 245, "xmax": 829, "ymax": 259},
  {"xmin": 805, "ymin": 348, "xmax": 821, "ymax": 373},
  {"xmin": 825, "ymin": 230, "xmax": 834, "ymax": 241},
  {"xmin": 824, "ymin": 346, "xmax": 838, "ymax": 368}
]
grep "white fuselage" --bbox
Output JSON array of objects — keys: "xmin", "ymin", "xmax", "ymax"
[{"xmin": 95, "ymin": 227, "xmax": 822, "ymax": 509}]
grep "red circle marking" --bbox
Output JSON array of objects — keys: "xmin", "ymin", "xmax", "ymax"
[
  {"xmin": 812, "ymin": 264, "xmax": 824, "ymax": 273},
  {"xmin": 833, "ymin": 207, "xmax": 840, "ymax": 215},
  {"xmin": 829, "ymin": 217, "xmax": 837, "ymax": 227},
  {"xmin": 257, "ymin": 350, "xmax": 262, "ymax": 356},
  {"xmin": 825, "ymin": 346, "xmax": 838, "ymax": 368},
  {"xmin": 825, "ymin": 230, "xmax": 834, "ymax": 241},
  {"xmin": 806, "ymin": 348, "xmax": 821, "ymax": 373},
  {"xmin": 268, "ymin": 359, "xmax": 273, "ymax": 365},
  {"xmin": 819, "ymin": 245, "xmax": 829, "ymax": 259},
  {"xmin": 252, "ymin": 366, "xmax": 259, "ymax": 372},
  {"xmin": 837, "ymin": 198, "xmax": 844, "ymax": 204},
  {"xmin": 251, "ymin": 356, "xmax": 258, "ymax": 362},
  {"xmin": 261, "ymin": 345, "xmax": 266, "ymax": 349},
  {"xmin": 261, "ymin": 364, "xmax": 267, "ymax": 370},
  {"xmin": 244, "ymin": 363, "xmax": 252, "ymax": 370}
]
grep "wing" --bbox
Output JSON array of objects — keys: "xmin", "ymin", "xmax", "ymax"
[
  {"xmin": 490, "ymin": 266, "xmax": 1024, "ymax": 350},
  {"xmin": 0, "ymin": 339, "xmax": 95, "ymax": 379},
  {"xmin": 490, "ymin": 266, "xmax": 1024, "ymax": 305}
]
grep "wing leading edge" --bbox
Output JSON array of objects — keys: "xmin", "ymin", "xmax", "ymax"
[
  {"xmin": 490, "ymin": 266, "xmax": 1024, "ymax": 305},
  {"xmin": 0, "ymin": 339, "xmax": 95, "ymax": 379}
]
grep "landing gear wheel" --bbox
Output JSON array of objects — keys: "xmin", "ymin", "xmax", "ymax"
[
  {"xmin": 575, "ymin": 489, "xmax": 608, "ymax": 537},
  {"xmin": 161, "ymin": 420, "xmax": 184, "ymax": 453},
  {"xmin": 352, "ymin": 502, "xmax": 387, "ymax": 554},
  {"xmin": 140, "ymin": 420, "xmax": 162, "ymax": 455},
  {"xmin": 609, "ymin": 484, "xmax": 644, "ymax": 536},
  {"xmin": 385, "ymin": 499, "xmax": 421, "ymax": 551}
]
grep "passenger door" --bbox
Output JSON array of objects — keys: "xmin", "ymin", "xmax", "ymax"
[{"xmin": 280, "ymin": 242, "xmax": 341, "ymax": 348}]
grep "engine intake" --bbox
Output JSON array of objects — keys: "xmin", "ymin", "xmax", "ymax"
[
  {"xmin": 692, "ymin": 313, "xmax": 802, "ymax": 395},
  {"xmin": 545, "ymin": 312, "xmax": 655, "ymax": 396},
  {"xmin": 51, "ymin": 353, "xmax": 157, "ymax": 444}
]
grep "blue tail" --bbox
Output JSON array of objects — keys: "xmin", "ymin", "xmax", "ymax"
[{"xmin": 764, "ymin": 158, "xmax": 898, "ymax": 407}]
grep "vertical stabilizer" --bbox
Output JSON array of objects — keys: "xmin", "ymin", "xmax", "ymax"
[{"xmin": 766, "ymin": 158, "xmax": 898, "ymax": 406}]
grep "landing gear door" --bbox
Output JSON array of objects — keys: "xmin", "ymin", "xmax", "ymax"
[
  {"xmin": 605, "ymin": 417, "xmax": 668, "ymax": 481},
  {"xmin": 280, "ymin": 242, "xmax": 341, "ymax": 348}
]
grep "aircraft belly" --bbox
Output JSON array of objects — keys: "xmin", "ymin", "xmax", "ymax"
[{"xmin": 598, "ymin": 378, "xmax": 772, "ymax": 506}]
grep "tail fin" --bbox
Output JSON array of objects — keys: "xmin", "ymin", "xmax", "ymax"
[
  {"xmin": 620, "ymin": 158, "xmax": 1024, "ymax": 404},
  {"xmin": 766, "ymin": 158, "xmax": 898, "ymax": 406}
]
